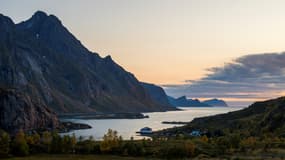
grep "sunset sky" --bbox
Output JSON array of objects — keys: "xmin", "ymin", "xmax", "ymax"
[{"xmin": 2, "ymin": 0, "xmax": 285, "ymax": 105}]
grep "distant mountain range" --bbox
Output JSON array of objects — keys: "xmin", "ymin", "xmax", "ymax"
[
  {"xmin": 0, "ymin": 11, "xmax": 174, "ymax": 133},
  {"xmin": 167, "ymin": 96, "xmax": 228, "ymax": 107}
]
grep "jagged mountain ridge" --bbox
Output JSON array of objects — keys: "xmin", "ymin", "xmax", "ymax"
[
  {"xmin": 167, "ymin": 96, "xmax": 228, "ymax": 107},
  {"xmin": 0, "ymin": 11, "xmax": 173, "ymax": 113},
  {"xmin": 167, "ymin": 96, "xmax": 210, "ymax": 107}
]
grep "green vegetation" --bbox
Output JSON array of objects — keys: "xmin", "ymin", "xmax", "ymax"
[{"xmin": 1, "ymin": 128, "xmax": 285, "ymax": 159}]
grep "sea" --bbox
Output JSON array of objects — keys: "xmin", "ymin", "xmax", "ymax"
[{"xmin": 61, "ymin": 107, "xmax": 244, "ymax": 140}]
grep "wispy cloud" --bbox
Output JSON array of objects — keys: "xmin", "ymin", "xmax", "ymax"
[{"xmin": 163, "ymin": 52, "xmax": 285, "ymax": 106}]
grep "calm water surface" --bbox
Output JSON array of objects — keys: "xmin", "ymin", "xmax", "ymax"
[{"xmin": 61, "ymin": 107, "xmax": 243, "ymax": 140}]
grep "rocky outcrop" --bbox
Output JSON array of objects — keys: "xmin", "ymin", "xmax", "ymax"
[
  {"xmin": 0, "ymin": 11, "xmax": 173, "ymax": 113},
  {"xmin": 0, "ymin": 88, "xmax": 59, "ymax": 133}
]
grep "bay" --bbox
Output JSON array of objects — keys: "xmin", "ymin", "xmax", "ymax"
[{"xmin": 61, "ymin": 107, "xmax": 243, "ymax": 140}]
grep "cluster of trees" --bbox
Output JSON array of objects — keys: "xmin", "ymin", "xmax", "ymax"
[
  {"xmin": 0, "ymin": 129, "xmax": 198, "ymax": 158},
  {"xmin": 2, "ymin": 128, "xmax": 285, "ymax": 159},
  {"xmin": 0, "ymin": 130, "xmax": 77, "ymax": 157}
]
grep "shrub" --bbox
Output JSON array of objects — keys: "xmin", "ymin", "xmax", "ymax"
[
  {"xmin": 12, "ymin": 130, "xmax": 29, "ymax": 156},
  {"xmin": 0, "ymin": 130, "xmax": 10, "ymax": 157}
]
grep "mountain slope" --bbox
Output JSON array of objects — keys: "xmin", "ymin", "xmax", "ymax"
[
  {"xmin": 141, "ymin": 82, "xmax": 173, "ymax": 107},
  {"xmin": 0, "ymin": 11, "xmax": 173, "ymax": 113},
  {"xmin": 172, "ymin": 97, "xmax": 285, "ymax": 137},
  {"xmin": 0, "ymin": 88, "xmax": 59, "ymax": 133}
]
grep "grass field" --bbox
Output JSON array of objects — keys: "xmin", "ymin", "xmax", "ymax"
[{"xmin": 4, "ymin": 155, "xmax": 159, "ymax": 160}]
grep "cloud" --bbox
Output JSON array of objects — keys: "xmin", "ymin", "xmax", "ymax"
[{"xmin": 163, "ymin": 52, "xmax": 285, "ymax": 106}]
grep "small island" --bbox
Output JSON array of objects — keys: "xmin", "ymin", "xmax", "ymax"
[
  {"xmin": 161, "ymin": 121, "xmax": 189, "ymax": 125},
  {"xmin": 58, "ymin": 112, "xmax": 149, "ymax": 120}
]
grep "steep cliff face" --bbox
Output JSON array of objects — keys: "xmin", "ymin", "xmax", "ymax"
[
  {"xmin": 0, "ymin": 11, "xmax": 172, "ymax": 113},
  {"xmin": 141, "ymin": 82, "xmax": 174, "ymax": 107},
  {"xmin": 0, "ymin": 88, "xmax": 59, "ymax": 133}
]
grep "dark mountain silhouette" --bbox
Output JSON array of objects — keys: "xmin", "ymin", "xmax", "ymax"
[
  {"xmin": 0, "ymin": 11, "xmax": 175, "ymax": 132},
  {"xmin": 167, "ymin": 96, "xmax": 227, "ymax": 107},
  {"xmin": 203, "ymin": 98, "xmax": 228, "ymax": 107},
  {"xmin": 141, "ymin": 82, "xmax": 174, "ymax": 107},
  {"xmin": 167, "ymin": 96, "xmax": 210, "ymax": 107}
]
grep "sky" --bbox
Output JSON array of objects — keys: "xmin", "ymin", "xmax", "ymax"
[{"xmin": 1, "ymin": 0, "xmax": 285, "ymax": 105}]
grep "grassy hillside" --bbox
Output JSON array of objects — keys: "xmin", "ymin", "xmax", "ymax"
[{"xmin": 155, "ymin": 96, "xmax": 285, "ymax": 138}]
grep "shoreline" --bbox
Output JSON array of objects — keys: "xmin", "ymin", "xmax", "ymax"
[{"xmin": 58, "ymin": 112, "xmax": 149, "ymax": 120}]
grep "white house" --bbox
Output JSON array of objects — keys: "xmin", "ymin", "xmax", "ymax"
[{"xmin": 139, "ymin": 127, "xmax": 153, "ymax": 134}]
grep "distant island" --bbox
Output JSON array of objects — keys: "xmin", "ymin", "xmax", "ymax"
[{"xmin": 167, "ymin": 96, "xmax": 228, "ymax": 107}]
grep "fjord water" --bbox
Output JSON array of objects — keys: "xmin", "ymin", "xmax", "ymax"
[{"xmin": 62, "ymin": 107, "xmax": 243, "ymax": 140}]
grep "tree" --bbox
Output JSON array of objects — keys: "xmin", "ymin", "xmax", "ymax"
[
  {"xmin": 62, "ymin": 135, "xmax": 71, "ymax": 153},
  {"xmin": 50, "ymin": 132, "xmax": 63, "ymax": 153},
  {"xmin": 70, "ymin": 133, "xmax": 77, "ymax": 154},
  {"xmin": 61, "ymin": 134, "xmax": 76, "ymax": 153},
  {"xmin": 26, "ymin": 133, "xmax": 40, "ymax": 145},
  {"xmin": 42, "ymin": 131, "xmax": 52, "ymax": 153},
  {"xmin": 12, "ymin": 130, "xmax": 29, "ymax": 156},
  {"xmin": 26, "ymin": 133, "xmax": 41, "ymax": 154},
  {"xmin": 0, "ymin": 131, "xmax": 10, "ymax": 157},
  {"xmin": 100, "ymin": 129, "xmax": 120, "ymax": 153}
]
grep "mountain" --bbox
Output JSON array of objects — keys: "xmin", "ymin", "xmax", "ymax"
[
  {"xmin": 168, "ymin": 96, "xmax": 210, "ymax": 107},
  {"xmin": 0, "ymin": 88, "xmax": 59, "ymax": 133},
  {"xmin": 202, "ymin": 99, "xmax": 228, "ymax": 107},
  {"xmin": 141, "ymin": 82, "xmax": 173, "ymax": 107},
  {"xmin": 167, "ymin": 96, "xmax": 177, "ymax": 106},
  {"xmin": 164, "ymin": 97, "xmax": 285, "ymax": 137},
  {"xmin": 0, "ymin": 11, "xmax": 174, "ymax": 114}
]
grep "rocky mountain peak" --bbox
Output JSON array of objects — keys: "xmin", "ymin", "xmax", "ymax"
[
  {"xmin": 17, "ymin": 11, "xmax": 88, "ymax": 57},
  {"xmin": 18, "ymin": 10, "xmax": 62, "ymax": 32},
  {"xmin": 0, "ymin": 14, "xmax": 14, "ymax": 31},
  {"xmin": 32, "ymin": 10, "xmax": 48, "ymax": 20},
  {"xmin": 0, "ymin": 14, "xmax": 14, "ymax": 24}
]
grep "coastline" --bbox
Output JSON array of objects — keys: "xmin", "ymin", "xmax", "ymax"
[{"xmin": 58, "ymin": 112, "xmax": 149, "ymax": 120}]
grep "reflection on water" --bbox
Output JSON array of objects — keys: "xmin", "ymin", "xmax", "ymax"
[{"xmin": 61, "ymin": 107, "xmax": 243, "ymax": 140}]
